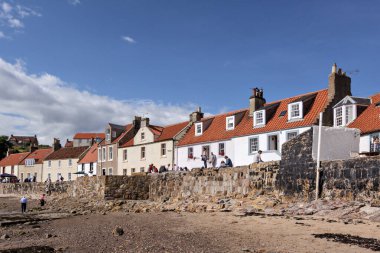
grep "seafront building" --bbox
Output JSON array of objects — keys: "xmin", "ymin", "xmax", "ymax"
[{"xmin": 0, "ymin": 63, "xmax": 379, "ymax": 180}]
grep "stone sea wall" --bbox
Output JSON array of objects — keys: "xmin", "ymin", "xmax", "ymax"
[
  {"xmin": 276, "ymin": 129, "xmax": 317, "ymax": 200},
  {"xmin": 321, "ymin": 157, "xmax": 380, "ymax": 201},
  {"xmin": 104, "ymin": 174, "xmax": 150, "ymax": 200},
  {"xmin": 0, "ymin": 181, "xmax": 70, "ymax": 198},
  {"xmin": 149, "ymin": 162, "xmax": 280, "ymax": 202}
]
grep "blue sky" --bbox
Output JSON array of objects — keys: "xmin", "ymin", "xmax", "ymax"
[{"xmin": 1, "ymin": 0, "xmax": 380, "ymax": 143}]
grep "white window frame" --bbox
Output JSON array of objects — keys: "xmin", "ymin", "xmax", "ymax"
[
  {"xmin": 334, "ymin": 107, "xmax": 343, "ymax": 127},
  {"xmin": 249, "ymin": 136, "xmax": 259, "ymax": 154},
  {"xmin": 195, "ymin": 123, "xmax": 203, "ymax": 136},
  {"xmin": 108, "ymin": 168, "xmax": 113, "ymax": 175},
  {"xmin": 226, "ymin": 116, "xmax": 235, "ymax": 130},
  {"xmin": 286, "ymin": 131, "xmax": 299, "ymax": 141},
  {"xmin": 108, "ymin": 146, "xmax": 113, "ymax": 161},
  {"xmin": 161, "ymin": 143, "xmax": 166, "ymax": 157},
  {"xmin": 68, "ymin": 159, "xmax": 72, "ymax": 167},
  {"xmin": 98, "ymin": 148, "xmax": 102, "ymax": 162},
  {"xmin": 288, "ymin": 102, "xmax": 303, "ymax": 120},
  {"xmin": 131, "ymin": 168, "xmax": 136, "ymax": 173},
  {"xmin": 140, "ymin": 167, "xmax": 145, "ymax": 173},
  {"xmin": 123, "ymin": 149, "xmax": 128, "ymax": 161},
  {"xmin": 102, "ymin": 147, "xmax": 106, "ymax": 161},
  {"xmin": 123, "ymin": 169, "xmax": 127, "ymax": 176},
  {"xmin": 112, "ymin": 131, "xmax": 116, "ymax": 138},
  {"xmin": 141, "ymin": 132, "xmax": 145, "ymax": 140},
  {"xmin": 48, "ymin": 160, "xmax": 51, "ymax": 168},
  {"xmin": 345, "ymin": 105, "xmax": 354, "ymax": 125},
  {"xmin": 254, "ymin": 110, "xmax": 266, "ymax": 126},
  {"xmin": 106, "ymin": 129, "xmax": 111, "ymax": 141}
]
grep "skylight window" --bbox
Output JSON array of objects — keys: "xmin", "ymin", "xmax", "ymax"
[{"xmin": 279, "ymin": 110, "xmax": 287, "ymax": 117}]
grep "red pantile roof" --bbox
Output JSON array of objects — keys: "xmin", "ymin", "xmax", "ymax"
[
  {"xmin": 64, "ymin": 140, "xmax": 73, "ymax": 148},
  {"xmin": 24, "ymin": 148, "xmax": 53, "ymax": 164},
  {"xmin": 78, "ymin": 143, "xmax": 98, "ymax": 164},
  {"xmin": 178, "ymin": 89, "xmax": 328, "ymax": 146},
  {"xmin": 73, "ymin": 133, "xmax": 105, "ymax": 139},
  {"xmin": 0, "ymin": 152, "xmax": 30, "ymax": 167},
  {"xmin": 45, "ymin": 146, "xmax": 88, "ymax": 161},
  {"xmin": 348, "ymin": 93, "xmax": 380, "ymax": 135},
  {"xmin": 121, "ymin": 121, "xmax": 189, "ymax": 148},
  {"xmin": 156, "ymin": 121, "xmax": 189, "ymax": 141}
]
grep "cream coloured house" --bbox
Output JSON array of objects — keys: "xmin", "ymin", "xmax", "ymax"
[
  {"xmin": 43, "ymin": 146, "xmax": 88, "ymax": 181},
  {"xmin": 118, "ymin": 118, "xmax": 191, "ymax": 175},
  {"xmin": 18, "ymin": 148, "xmax": 52, "ymax": 182}
]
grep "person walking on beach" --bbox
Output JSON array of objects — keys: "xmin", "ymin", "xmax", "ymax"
[
  {"xmin": 20, "ymin": 196, "xmax": 27, "ymax": 213},
  {"xmin": 40, "ymin": 194, "xmax": 46, "ymax": 207}
]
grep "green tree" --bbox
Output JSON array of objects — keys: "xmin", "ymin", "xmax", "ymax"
[{"xmin": 0, "ymin": 136, "xmax": 12, "ymax": 160}]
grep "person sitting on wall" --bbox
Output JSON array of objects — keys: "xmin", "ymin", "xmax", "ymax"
[
  {"xmin": 219, "ymin": 161, "xmax": 227, "ymax": 168},
  {"xmin": 159, "ymin": 165, "xmax": 166, "ymax": 173},
  {"xmin": 224, "ymin": 156, "xmax": 233, "ymax": 167},
  {"xmin": 374, "ymin": 137, "xmax": 380, "ymax": 152},
  {"xmin": 253, "ymin": 150, "xmax": 263, "ymax": 163}
]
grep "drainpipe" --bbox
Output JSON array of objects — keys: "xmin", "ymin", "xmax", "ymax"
[{"xmin": 315, "ymin": 112, "xmax": 323, "ymax": 200}]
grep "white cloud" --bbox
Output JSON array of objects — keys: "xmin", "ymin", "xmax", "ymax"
[
  {"xmin": 1, "ymin": 2, "xmax": 11, "ymax": 13},
  {"xmin": 0, "ymin": 58, "xmax": 196, "ymax": 145},
  {"xmin": 68, "ymin": 0, "xmax": 81, "ymax": 6},
  {"xmin": 122, "ymin": 36, "xmax": 136, "ymax": 44},
  {"xmin": 0, "ymin": 2, "xmax": 40, "ymax": 31},
  {"xmin": 0, "ymin": 31, "xmax": 5, "ymax": 38},
  {"xmin": 8, "ymin": 18, "xmax": 23, "ymax": 28}
]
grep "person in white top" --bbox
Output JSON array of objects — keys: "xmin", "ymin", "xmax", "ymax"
[
  {"xmin": 20, "ymin": 196, "xmax": 27, "ymax": 213},
  {"xmin": 253, "ymin": 150, "xmax": 263, "ymax": 164}
]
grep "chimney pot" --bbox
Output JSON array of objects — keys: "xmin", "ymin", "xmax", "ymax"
[
  {"xmin": 249, "ymin": 87, "xmax": 266, "ymax": 116},
  {"xmin": 332, "ymin": 63, "xmax": 337, "ymax": 74}
]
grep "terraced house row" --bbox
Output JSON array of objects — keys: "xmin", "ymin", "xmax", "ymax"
[{"xmin": 1, "ymin": 64, "xmax": 379, "ymax": 182}]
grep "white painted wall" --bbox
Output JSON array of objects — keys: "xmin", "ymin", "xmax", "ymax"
[
  {"xmin": 176, "ymin": 127, "xmax": 311, "ymax": 169},
  {"xmin": 312, "ymin": 126, "xmax": 360, "ymax": 161},
  {"xmin": 359, "ymin": 135, "xmax": 371, "ymax": 153},
  {"xmin": 77, "ymin": 162, "xmax": 97, "ymax": 177},
  {"xmin": 232, "ymin": 127, "xmax": 311, "ymax": 166},
  {"xmin": 176, "ymin": 140, "xmax": 233, "ymax": 170}
]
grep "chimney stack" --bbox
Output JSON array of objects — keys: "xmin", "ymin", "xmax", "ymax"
[
  {"xmin": 249, "ymin": 87, "xmax": 266, "ymax": 116},
  {"xmin": 29, "ymin": 143, "xmax": 38, "ymax": 153},
  {"xmin": 53, "ymin": 138, "xmax": 61, "ymax": 152},
  {"xmin": 328, "ymin": 63, "xmax": 351, "ymax": 102},
  {"xmin": 133, "ymin": 116, "xmax": 142, "ymax": 130},
  {"xmin": 189, "ymin": 107, "xmax": 204, "ymax": 123},
  {"xmin": 141, "ymin": 118, "xmax": 150, "ymax": 128}
]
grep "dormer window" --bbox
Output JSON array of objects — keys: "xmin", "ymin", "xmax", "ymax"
[
  {"xmin": 254, "ymin": 110, "xmax": 265, "ymax": 126},
  {"xmin": 112, "ymin": 131, "xmax": 116, "ymax": 138},
  {"xmin": 226, "ymin": 116, "xmax": 235, "ymax": 130},
  {"xmin": 195, "ymin": 123, "xmax": 203, "ymax": 136},
  {"xmin": 334, "ymin": 105, "xmax": 356, "ymax": 127},
  {"xmin": 288, "ymin": 102, "xmax": 303, "ymax": 120},
  {"xmin": 106, "ymin": 129, "xmax": 111, "ymax": 141}
]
